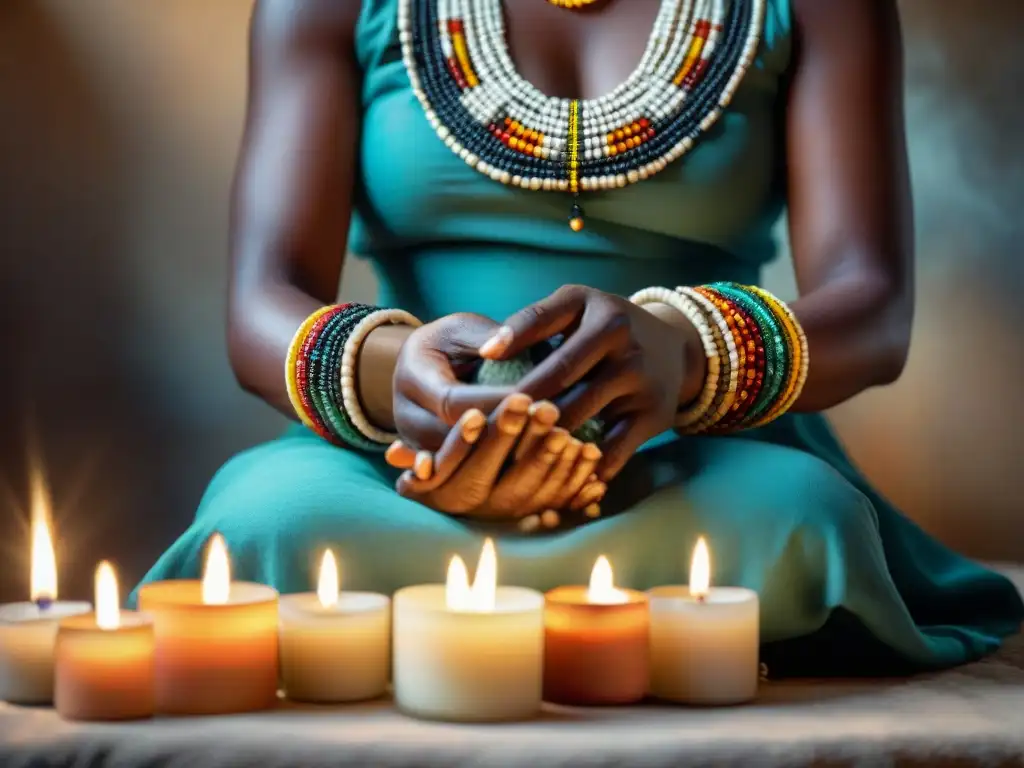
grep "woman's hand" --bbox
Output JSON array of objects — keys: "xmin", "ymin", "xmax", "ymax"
[
  {"xmin": 391, "ymin": 312, "xmax": 515, "ymax": 452},
  {"xmin": 392, "ymin": 394, "xmax": 607, "ymax": 526},
  {"xmin": 478, "ymin": 285, "xmax": 706, "ymax": 481}
]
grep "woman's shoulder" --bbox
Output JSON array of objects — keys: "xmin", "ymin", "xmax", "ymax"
[{"xmin": 251, "ymin": 0, "xmax": 362, "ymax": 45}]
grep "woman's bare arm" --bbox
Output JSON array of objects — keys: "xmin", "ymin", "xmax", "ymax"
[
  {"xmin": 227, "ymin": 0, "xmax": 411, "ymax": 427},
  {"xmin": 784, "ymin": 0, "xmax": 914, "ymax": 411}
]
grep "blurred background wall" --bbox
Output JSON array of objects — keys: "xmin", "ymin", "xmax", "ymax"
[{"xmin": 0, "ymin": 0, "xmax": 1021, "ymax": 602}]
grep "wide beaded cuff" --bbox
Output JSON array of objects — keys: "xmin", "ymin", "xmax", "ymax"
[
  {"xmin": 631, "ymin": 284, "xmax": 809, "ymax": 434},
  {"xmin": 285, "ymin": 304, "xmax": 423, "ymax": 450}
]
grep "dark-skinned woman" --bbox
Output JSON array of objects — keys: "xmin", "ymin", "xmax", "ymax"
[{"xmin": 134, "ymin": 0, "xmax": 1022, "ymax": 676}]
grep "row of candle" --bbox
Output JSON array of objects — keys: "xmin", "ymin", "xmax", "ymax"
[{"xmin": 0, "ymin": 516, "xmax": 760, "ymax": 722}]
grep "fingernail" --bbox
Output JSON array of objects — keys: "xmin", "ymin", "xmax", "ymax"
[
  {"xmin": 582, "ymin": 443, "xmax": 602, "ymax": 461},
  {"xmin": 562, "ymin": 439, "xmax": 582, "ymax": 461},
  {"xmin": 463, "ymin": 423, "xmax": 484, "ymax": 444},
  {"xmin": 518, "ymin": 514, "xmax": 541, "ymax": 533},
  {"xmin": 584, "ymin": 503, "xmax": 602, "ymax": 519},
  {"xmin": 544, "ymin": 428, "xmax": 570, "ymax": 454},
  {"xmin": 505, "ymin": 393, "xmax": 532, "ymax": 412},
  {"xmin": 462, "ymin": 409, "xmax": 486, "ymax": 429},
  {"xmin": 479, "ymin": 326, "xmax": 513, "ymax": 357},
  {"xmin": 414, "ymin": 451, "xmax": 433, "ymax": 480},
  {"xmin": 532, "ymin": 401, "xmax": 560, "ymax": 425},
  {"xmin": 571, "ymin": 482, "xmax": 606, "ymax": 510},
  {"xmin": 541, "ymin": 510, "xmax": 560, "ymax": 529}
]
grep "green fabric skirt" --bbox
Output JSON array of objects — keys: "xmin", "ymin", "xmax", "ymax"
[{"xmin": 133, "ymin": 413, "xmax": 1022, "ymax": 677}]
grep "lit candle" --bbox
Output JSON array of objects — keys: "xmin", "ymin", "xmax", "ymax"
[
  {"xmin": 279, "ymin": 550, "xmax": 390, "ymax": 703},
  {"xmin": 543, "ymin": 556, "xmax": 649, "ymax": 705},
  {"xmin": 54, "ymin": 561, "xmax": 155, "ymax": 721},
  {"xmin": 647, "ymin": 537, "xmax": 760, "ymax": 705},
  {"xmin": 136, "ymin": 533, "xmax": 279, "ymax": 715},
  {"xmin": 392, "ymin": 539, "xmax": 544, "ymax": 722},
  {"xmin": 0, "ymin": 507, "xmax": 90, "ymax": 704}
]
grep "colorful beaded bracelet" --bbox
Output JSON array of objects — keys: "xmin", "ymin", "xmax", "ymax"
[
  {"xmin": 632, "ymin": 284, "xmax": 808, "ymax": 434},
  {"xmin": 285, "ymin": 303, "xmax": 423, "ymax": 450}
]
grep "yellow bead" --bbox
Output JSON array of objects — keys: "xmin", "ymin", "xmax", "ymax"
[{"xmin": 569, "ymin": 217, "xmax": 584, "ymax": 232}]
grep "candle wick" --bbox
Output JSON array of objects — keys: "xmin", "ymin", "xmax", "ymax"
[
  {"xmin": 35, "ymin": 596, "xmax": 53, "ymax": 612},
  {"xmin": 696, "ymin": 594, "xmax": 706, "ymax": 605}
]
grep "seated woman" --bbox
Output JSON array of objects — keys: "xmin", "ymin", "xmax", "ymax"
[{"xmin": 135, "ymin": 0, "xmax": 1023, "ymax": 676}]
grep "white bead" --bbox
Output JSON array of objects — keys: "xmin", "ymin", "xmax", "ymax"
[{"xmin": 398, "ymin": 0, "xmax": 765, "ymax": 194}]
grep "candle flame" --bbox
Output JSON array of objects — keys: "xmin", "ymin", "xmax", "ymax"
[
  {"xmin": 446, "ymin": 555, "xmax": 472, "ymax": 611},
  {"xmin": 202, "ymin": 533, "xmax": 230, "ymax": 605},
  {"xmin": 29, "ymin": 490, "xmax": 57, "ymax": 603},
  {"xmin": 445, "ymin": 538, "xmax": 498, "ymax": 612},
  {"xmin": 317, "ymin": 549, "xmax": 340, "ymax": 608},
  {"xmin": 471, "ymin": 538, "xmax": 497, "ymax": 610},
  {"xmin": 690, "ymin": 536, "xmax": 711, "ymax": 599},
  {"xmin": 95, "ymin": 561, "xmax": 120, "ymax": 630},
  {"xmin": 587, "ymin": 555, "xmax": 627, "ymax": 604}
]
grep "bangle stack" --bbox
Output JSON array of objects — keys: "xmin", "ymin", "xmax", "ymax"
[
  {"xmin": 630, "ymin": 283, "xmax": 808, "ymax": 434},
  {"xmin": 285, "ymin": 303, "xmax": 422, "ymax": 450}
]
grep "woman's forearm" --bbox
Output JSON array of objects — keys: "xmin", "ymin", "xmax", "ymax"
[
  {"xmin": 788, "ymin": 271, "xmax": 912, "ymax": 412},
  {"xmin": 642, "ymin": 269, "xmax": 912, "ymax": 415},
  {"xmin": 228, "ymin": 280, "xmax": 414, "ymax": 428}
]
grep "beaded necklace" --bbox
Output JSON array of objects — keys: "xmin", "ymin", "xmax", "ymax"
[{"xmin": 399, "ymin": 0, "xmax": 765, "ymax": 230}]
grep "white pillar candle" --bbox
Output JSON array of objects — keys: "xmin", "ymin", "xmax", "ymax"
[
  {"xmin": 0, "ymin": 510, "xmax": 90, "ymax": 704},
  {"xmin": 647, "ymin": 537, "xmax": 760, "ymax": 705},
  {"xmin": 393, "ymin": 539, "xmax": 544, "ymax": 722},
  {"xmin": 279, "ymin": 550, "xmax": 390, "ymax": 703},
  {"xmin": 55, "ymin": 561, "xmax": 155, "ymax": 721}
]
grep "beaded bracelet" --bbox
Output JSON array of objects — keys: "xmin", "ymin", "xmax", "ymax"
[
  {"xmin": 341, "ymin": 308, "xmax": 424, "ymax": 444},
  {"xmin": 632, "ymin": 284, "xmax": 808, "ymax": 434},
  {"xmin": 629, "ymin": 286, "xmax": 721, "ymax": 428},
  {"xmin": 285, "ymin": 303, "xmax": 423, "ymax": 450},
  {"xmin": 704, "ymin": 283, "xmax": 808, "ymax": 431}
]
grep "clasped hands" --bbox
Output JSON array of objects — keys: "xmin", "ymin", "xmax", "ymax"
[{"xmin": 384, "ymin": 285, "xmax": 700, "ymax": 530}]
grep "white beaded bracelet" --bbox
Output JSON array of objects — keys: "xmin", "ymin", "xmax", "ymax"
[
  {"xmin": 340, "ymin": 308, "xmax": 423, "ymax": 445},
  {"xmin": 677, "ymin": 286, "xmax": 740, "ymax": 431},
  {"xmin": 629, "ymin": 286, "xmax": 720, "ymax": 429}
]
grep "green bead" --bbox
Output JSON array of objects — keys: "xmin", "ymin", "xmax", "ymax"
[{"xmin": 472, "ymin": 346, "xmax": 604, "ymax": 443}]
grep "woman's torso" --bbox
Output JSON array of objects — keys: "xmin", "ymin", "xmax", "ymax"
[{"xmin": 348, "ymin": 0, "xmax": 794, "ymax": 320}]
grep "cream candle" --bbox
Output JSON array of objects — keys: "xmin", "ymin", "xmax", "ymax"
[
  {"xmin": 55, "ymin": 561, "xmax": 155, "ymax": 721},
  {"xmin": 279, "ymin": 549, "xmax": 390, "ymax": 703},
  {"xmin": 543, "ymin": 556, "xmax": 649, "ymax": 705},
  {"xmin": 647, "ymin": 537, "xmax": 760, "ymax": 705},
  {"xmin": 0, "ymin": 511, "xmax": 90, "ymax": 704},
  {"xmin": 393, "ymin": 539, "xmax": 544, "ymax": 722},
  {"xmin": 137, "ymin": 534, "xmax": 279, "ymax": 715}
]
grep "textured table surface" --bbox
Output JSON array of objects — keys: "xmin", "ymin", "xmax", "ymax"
[{"xmin": 2, "ymin": 567, "xmax": 1022, "ymax": 768}]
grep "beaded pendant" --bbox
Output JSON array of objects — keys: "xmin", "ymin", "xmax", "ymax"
[
  {"xmin": 399, "ymin": 0, "xmax": 765, "ymax": 231},
  {"xmin": 546, "ymin": 0, "xmax": 604, "ymax": 10}
]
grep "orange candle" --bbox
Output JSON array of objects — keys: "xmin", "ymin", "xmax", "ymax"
[
  {"xmin": 55, "ymin": 561, "xmax": 155, "ymax": 721},
  {"xmin": 137, "ymin": 534, "xmax": 279, "ymax": 715},
  {"xmin": 543, "ymin": 556, "xmax": 649, "ymax": 705}
]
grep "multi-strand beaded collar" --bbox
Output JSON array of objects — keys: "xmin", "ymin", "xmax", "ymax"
[{"xmin": 399, "ymin": 0, "xmax": 765, "ymax": 231}]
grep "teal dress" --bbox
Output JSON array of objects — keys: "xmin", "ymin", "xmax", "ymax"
[{"xmin": 135, "ymin": 0, "xmax": 1023, "ymax": 676}]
